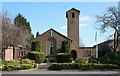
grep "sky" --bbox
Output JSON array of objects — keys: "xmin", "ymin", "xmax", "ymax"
[{"xmin": 2, "ymin": 2, "xmax": 118, "ymax": 47}]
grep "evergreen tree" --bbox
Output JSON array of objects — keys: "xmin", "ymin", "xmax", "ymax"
[
  {"xmin": 36, "ymin": 32, "xmax": 40, "ymax": 38},
  {"xmin": 14, "ymin": 13, "xmax": 31, "ymax": 32},
  {"xmin": 14, "ymin": 13, "xmax": 33, "ymax": 48}
]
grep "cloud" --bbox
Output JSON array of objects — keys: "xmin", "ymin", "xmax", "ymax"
[
  {"xmin": 79, "ymin": 24, "xmax": 88, "ymax": 27},
  {"xmin": 80, "ymin": 16, "xmax": 91, "ymax": 21},
  {"xmin": 61, "ymin": 25, "xmax": 67, "ymax": 29}
]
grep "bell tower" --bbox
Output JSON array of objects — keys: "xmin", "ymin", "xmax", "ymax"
[{"xmin": 66, "ymin": 8, "xmax": 80, "ymax": 58}]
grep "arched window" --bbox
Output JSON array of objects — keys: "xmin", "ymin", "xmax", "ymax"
[{"xmin": 50, "ymin": 42, "xmax": 53, "ymax": 56}]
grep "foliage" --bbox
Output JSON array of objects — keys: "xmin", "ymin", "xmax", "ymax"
[
  {"xmin": 2, "ymin": 59, "xmax": 35, "ymax": 71},
  {"xmin": 43, "ymin": 58, "xmax": 49, "ymax": 63},
  {"xmin": 48, "ymin": 63, "xmax": 119, "ymax": 71},
  {"xmin": 2, "ymin": 64, "xmax": 33, "ymax": 71},
  {"xmin": 99, "ymin": 51, "xmax": 120, "ymax": 66},
  {"xmin": 3, "ymin": 60, "xmax": 20, "ymax": 66},
  {"xmin": 75, "ymin": 58, "xmax": 84, "ymax": 64},
  {"xmin": 95, "ymin": 6, "xmax": 119, "ymax": 55},
  {"xmin": 29, "ymin": 51, "xmax": 45, "ymax": 64},
  {"xmin": 14, "ymin": 13, "xmax": 31, "ymax": 32},
  {"xmin": 36, "ymin": 32, "xmax": 40, "ymax": 38},
  {"xmin": 61, "ymin": 40, "xmax": 71, "ymax": 53},
  {"xmin": 88, "ymin": 55, "xmax": 99, "ymax": 63},
  {"xmin": 20, "ymin": 58, "xmax": 32, "ymax": 64},
  {"xmin": 56, "ymin": 53, "xmax": 72, "ymax": 63},
  {"xmin": 31, "ymin": 40, "xmax": 41, "ymax": 52},
  {"xmin": 2, "ymin": 11, "xmax": 33, "ymax": 48},
  {"xmin": 21, "ymin": 64, "xmax": 33, "ymax": 69}
]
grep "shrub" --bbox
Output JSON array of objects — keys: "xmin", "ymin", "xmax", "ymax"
[
  {"xmin": 20, "ymin": 58, "xmax": 32, "ymax": 64},
  {"xmin": 56, "ymin": 53, "xmax": 72, "ymax": 63},
  {"xmin": 3, "ymin": 60, "xmax": 20, "ymax": 66},
  {"xmin": 48, "ymin": 63, "xmax": 119, "ymax": 71},
  {"xmin": 2, "ymin": 64, "xmax": 33, "ymax": 71},
  {"xmin": 61, "ymin": 40, "xmax": 71, "ymax": 53},
  {"xmin": 88, "ymin": 56, "xmax": 98, "ymax": 63},
  {"xmin": 75, "ymin": 58, "xmax": 84, "ymax": 63},
  {"xmin": 99, "ymin": 51, "xmax": 120, "ymax": 66},
  {"xmin": 21, "ymin": 64, "xmax": 33, "ymax": 69},
  {"xmin": 31, "ymin": 40, "xmax": 41, "ymax": 52},
  {"xmin": 43, "ymin": 58, "xmax": 49, "ymax": 63},
  {"xmin": 3, "ymin": 65, "xmax": 16, "ymax": 71},
  {"xmin": 29, "ymin": 51, "xmax": 45, "ymax": 64}
]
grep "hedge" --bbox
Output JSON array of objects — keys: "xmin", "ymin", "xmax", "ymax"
[
  {"xmin": 31, "ymin": 40, "xmax": 41, "ymax": 52},
  {"xmin": 75, "ymin": 58, "xmax": 84, "ymax": 63},
  {"xmin": 56, "ymin": 53, "xmax": 72, "ymax": 63},
  {"xmin": 48, "ymin": 63, "xmax": 120, "ymax": 70},
  {"xmin": 61, "ymin": 40, "xmax": 71, "ymax": 53},
  {"xmin": 20, "ymin": 58, "xmax": 35, "ymax": 65},
  {"xmin": 29, "ymin": 51, "xmax": 45, "ymax": 63},
  {"xmin": 2, "ymin": 64, "xmax": 33, "ymax": 71},
  {"xmin": 3, "ymin": 60, "xmax": 20, "ymax": 66}
]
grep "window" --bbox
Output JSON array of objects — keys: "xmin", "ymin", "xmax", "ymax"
[
  {"xmin": 86, "ymin": 51, "xmax": 88, "ymax": 56},
  {"xmin": 84, "ymin": 50, "xmax": 86, "ymax": 56},
  {"xmin": 24, "ymin": 51, "xmax": 26, "ymax": 56},
  {"xmin": 18, "ymin": 51, "xmax": 20, "ymax": 57},
  {"xmin": 89, "ymin": 50, "xmax": 91, "ymax": 55},
  {"xmin": 72, "ymin": 13, "xmax": 75, "ymax": 18},
  {"xmin": 50, "ymin": 42, "xmax": 53, "ymax": 56},
  {"xmin": 21, "ymin": 51, "xmax": 23, "ymax": 56}
]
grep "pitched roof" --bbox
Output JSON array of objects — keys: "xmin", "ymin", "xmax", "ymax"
[
  {"xmin": 36, "ymin": 28, "xmax": 72, "ymax": 41},
  {"xmin": 66, "ymin": 8, "xmax": 80, "ymax": 13},
  {"xmin": 93, "ymin": 40, "xmax": 114, "ymax": 48}
]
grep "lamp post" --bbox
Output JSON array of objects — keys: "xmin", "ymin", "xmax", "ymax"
[{"xmin": 95, "ymin": 28, "xmax": 98, "ymax": 58}]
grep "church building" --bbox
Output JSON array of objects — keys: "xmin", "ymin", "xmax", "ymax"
[
  {"xmin": 36, "ymin": 8, "xmax": 80, "ymax": 59},
  {"xmin": 2, "ymin": 8, "xmax": 97, "ymax": 61},
  {"xmin": 35, "ymin": 8, "xmax": 97, "ymax": 61}
]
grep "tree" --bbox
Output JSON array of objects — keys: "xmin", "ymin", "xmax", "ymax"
[
  {"xmin": 95, "ymin": 6, "xmax": 119, "ymax": 56},
  {"xmin": 31, "ymin": 40, "xmax": 41, "ymax": 52},
  {"xmin": 61, "ymin": 40, "xmax": 71, "ymax": 53},
  {"xmin": 36, "ymin": 32, "xmax": 40, "ymax": 38},
  {"xmin": 14, "ymin": 13, "xmax": 31, "ymax": 33},
  {"xmin": 2, "ymin": 11, "xmax": 32, "ymax": 48},
  {"xmin": 14, "ymin": 13, "xmax": 34, "ymax": 49}
]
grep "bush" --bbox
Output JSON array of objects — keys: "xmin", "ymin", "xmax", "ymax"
[
  {"xmin": 21, "ymin": 64, "xmax": 33, "ymax": 69},
  {"xmin": 43, "ymin": 58, "xmax": 49, "ymax": 63},
  {"xmin": 99, "ymin": 51, "xmax": 120, "ymax": 66},
  {"xmin": 3, "ymin": 65, "xmax": 16, "ymax": 71},
  {"xmin": 31, "ymin": 40, "xmax": 41, "ymax": 52},
  {"xmin": 3, "ymin": 60, "xmax": 20, "ymax": 66},
  {"xmin": 48, "ymin": 63, "xmax": 119, "ymax": 71},
  {"xmin": 75, "ymin": 58, "xmax": 84, "ymax": 63},
  {"xmin": 88, "ymin": 56, "xmax": 98, "ymax": 63},
  {"xmin": 61, "ymin": 40, "xmax": 71, "ymax": 53},
  {"xmin": 2, "ymin": 64, "xmax": 33, "ymax": 71},
  {"xmin": 20, "ymin": 58, "xmax": 33, "ymax": 64},
  {"xmin": 56, "ymin": 53, "xmax": 72, "ymax": 63},
  {"xmin": 29, "ymin": 51, "xmax": 45, "ymax": 64}
]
